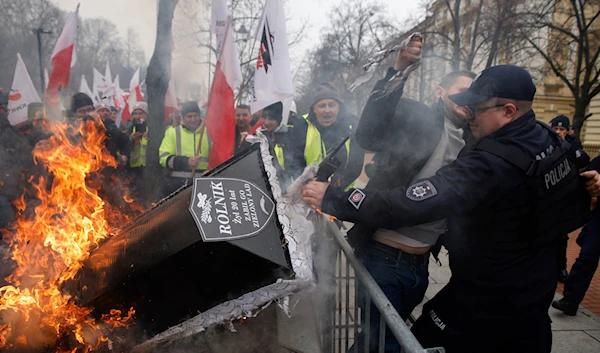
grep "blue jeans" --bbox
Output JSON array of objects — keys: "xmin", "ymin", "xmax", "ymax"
[
  {"xmin": 564, "ymin": 218, "xmax": 600, "ymax": 303},
  {"xmin": 351, "ymin": 241, "xmax": 429, "ymax": 353}
]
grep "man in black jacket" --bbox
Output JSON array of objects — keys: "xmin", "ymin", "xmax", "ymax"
[{"xmin": 304, "ymin": 65, "xmax": 593, "ymax": 353}]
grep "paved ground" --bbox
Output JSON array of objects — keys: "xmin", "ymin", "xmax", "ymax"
[
  {"xmin": 413, "ymin": 249, "xmax": 600, "ymax": 353},
  {"xmin": 556, "ymin": 228, "xmax": 600, "ymax": 316}
]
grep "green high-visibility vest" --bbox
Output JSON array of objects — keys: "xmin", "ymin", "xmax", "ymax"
[
  {"xmin": 303, "ymin": 117, "xmax": 354, "ymax": 190},
  {"xmin": 274, "ymin": 144, "xmax": 285, "ymax": 169},
  {"xmin": 159, "ymin": 124, "xmax": 210, "ymax": 171},
  {"xmin": 129, "ymin": 126, "xmax": 147, "ymax": 168}
]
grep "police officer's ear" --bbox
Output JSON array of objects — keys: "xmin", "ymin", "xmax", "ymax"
[{"xmin": 503, "ymin": 103, "xmax": 519, "ymax": 120}]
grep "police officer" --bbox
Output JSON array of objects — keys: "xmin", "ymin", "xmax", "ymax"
[
  {"xmin": 159, "ymin": 101, "xmax": 210, "ymax": 196},
  {"xmin": 288, "ymin": 82, "xmax": 365, "ymax": 190},
  {"xmin": 303, "ymin": 65, "xmax": 592, "ymax": 352},
  {"xmin": 550, "ymin": 115, "xmax": 590, "ymax": 282}
]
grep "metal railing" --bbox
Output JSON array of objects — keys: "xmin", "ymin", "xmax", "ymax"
[
  {"xmin": 583, "ymin": 142, "xmax": 600, "ymax": 159},
  {"xmin": 314, "ymin": 218, "xmax": 443, "ymax": 353}
]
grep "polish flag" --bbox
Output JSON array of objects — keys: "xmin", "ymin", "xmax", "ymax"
[
  {"xmin": 79, "ymin": 74, "xmax": 98, "ymax": 104},
  {"xmin": 205, "ymin": 11, "xmax": 242, "ymax": 169},
  {"xmin": 44, "ymin": 4, "xmax": 79, "ymax": 108},
  {"xmin": 7, "ymin": 53, "xmax": 41, "ymax": 126},
  {"xmin": 165, "ymin": 79, "xmax": 178, "ymax": 123},
  {"xmin": 121, "ymin": 68, "xmax": 143, "ymax": 124}
]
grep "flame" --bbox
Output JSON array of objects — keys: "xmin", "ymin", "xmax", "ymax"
[{"xmin": 0, "ymin": 114, "xmax": 139, "ymax": 351}]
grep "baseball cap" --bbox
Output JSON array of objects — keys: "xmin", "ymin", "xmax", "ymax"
[
  {"xmin": 551, "ymin": 115, "xmax": 570, "ymax": 129},
  {"xmin": 449, "ymin": 65, "xmax": 536, "ymax": 106}
]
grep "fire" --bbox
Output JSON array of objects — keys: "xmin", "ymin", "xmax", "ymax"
[{"xmin": 0, "ymin": 114, "xmax": 137, "ymax": 351}]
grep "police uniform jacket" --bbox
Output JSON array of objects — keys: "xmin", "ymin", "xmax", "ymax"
[
  {"xmin": 323, "ymin": 110, "xmax": 575, "ymax": 315},
  {"xmin": 349, "ymin": 68, "xmax": 472, "ymax": 245}
]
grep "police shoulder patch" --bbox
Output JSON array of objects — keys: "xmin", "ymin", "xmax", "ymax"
[
  {"xmin": 406, "ymin": 180, "xmax": 438, "ymax": 201},
  {"xmin": 348, "ymin": 189, "xmax": 366, "ymax": 210}
]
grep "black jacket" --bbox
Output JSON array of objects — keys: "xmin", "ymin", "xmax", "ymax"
[
  {"xmin": 288, "ymin": 104, "xmax": 365, "ymax": 189},
  {"xmin": 103, "ymin": 119, "xmax": 130, "ymax": 162},
  {"xmin": 565, "ymin": 134, "xmax": 590, "ymax": 169},
  {"xmin": 349, "ymin": 68, "xmax": 471, "ymax": 245}
]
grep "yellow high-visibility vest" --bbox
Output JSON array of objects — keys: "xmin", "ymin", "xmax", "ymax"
[
  {"xmin": 129, "ymin": 126, "xmax": 147, "ymax": 168},
  {"xmin": 159, "ymin": 124, "xmax": 210, "ymax": 172}
]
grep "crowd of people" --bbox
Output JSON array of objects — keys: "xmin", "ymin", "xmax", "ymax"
[{"xmin": 2, "ymin": 35, "xmax": 600, "ymax": 353}]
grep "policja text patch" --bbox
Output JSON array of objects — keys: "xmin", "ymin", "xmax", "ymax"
[
  {"xmin": 407, "ymin": 180, "xmax": 438, "ymax": 201},
  {"xmin": 348, "ymin": 189, "xmax": 366, "ymax": 210}
]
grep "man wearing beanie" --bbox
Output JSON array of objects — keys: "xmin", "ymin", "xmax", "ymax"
[
  {"xmin": 96, "ymin": 103, "xmax": 129, "ymax": 167},
  {"xmin": 126, "ymin": 101, "xmax": 149, "ymax": 203},
  {"xmin": 288, "ymin": 82, "xmax": 365, "ymax": 190},
  {"xmin": 70, "ymin": 92, "xmax": 94, "ymax": 128},
  {"xmin": 159, "ymin": 101, "xmax": 211, "ymax": 196},
  {"xmin": 303, "ymin": 64, "xmax": 597, "ymax": 352}
]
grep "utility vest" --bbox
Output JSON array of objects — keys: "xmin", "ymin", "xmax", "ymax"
[
  {"xmin": 475, "ymin": 123, "xmax": 590, "ymax": 247},
  {"xmin": 303, "ymin": 116, "xmax": 353, "ymax": 189},
  {"xmin": 274, "ymin": 144, "xmax": 285, "ymax": 169},
  {"xmin": 130, "ymin": 126, "xmax": 147, "ymax": 168},
  {"xmin": 160, "ymin": 125, "xmax": 210, "ymax": 178}
]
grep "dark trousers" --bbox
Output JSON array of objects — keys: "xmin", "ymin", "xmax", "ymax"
[
  {"xmin": 557, "ymin": 234, "xmax": 569, "ymax": 271},
  {"xmin": 351, "ymin": 241, "xmax": 429, "ymax": 353},
  {"xmin": 564, "ymin": 218, "xmax": 600, "ymax": 303},
  {"xmin": 411, "ymin": 284, "xmax": 553, "ymax": 353}
]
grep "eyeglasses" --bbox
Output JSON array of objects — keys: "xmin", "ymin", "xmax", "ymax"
[{"xmin": 467, "ymin": 104, "xmax": 507, "ymax": 118}]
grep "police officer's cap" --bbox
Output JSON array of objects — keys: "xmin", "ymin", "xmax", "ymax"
[
  {"xmin": 551, "ymin": 115, "xmax": 570, "ymax": 129},
  {"xmin": 449, "ymin": 65, "xmax": 536, "ymax": 106}
]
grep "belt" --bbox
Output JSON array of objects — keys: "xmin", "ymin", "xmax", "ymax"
[{"xmin": 371, "ymin": 240, "xmax": 429, "ymax": 265}]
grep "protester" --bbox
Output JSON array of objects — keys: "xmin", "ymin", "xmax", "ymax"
[
  {"xmin": 234, "ymin": 104, "xmax": 254, "ymax": 153},
  {"xmin": 27, "ymin": 102, "xmax": 44, "ymax": 121},
  {"xmin": 260, "ymin": 102, "xmax": 293, "ymax": 191},
  {"xmin": 159, "ymin": 101, "xmax": 210, "ymax": 196},
  {"xmin": 70, "ymin": 92, "xmax": 94, "ymax": 128},
  {"xmin": 289, "ymin": 82, "xmax": 365, "ymax": 190},
  {"xmin": 303, "ymin": 65, "xmax": 596, "ymax": 353},
  {"xmin": 17, "ymin": 102, "xmax": 52, "ymax": 148},
  {"xmin": 126, "ymin": 101, "xmax": 148, "ymax": 203},
  {"xmin": 319, "ymin": 36, "xmax": 474, "ymax": 352}
]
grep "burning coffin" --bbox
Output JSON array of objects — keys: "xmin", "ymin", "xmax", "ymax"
[{"xmin": 66, "ymin": 144, "xmax": 293, "ymax": 339}]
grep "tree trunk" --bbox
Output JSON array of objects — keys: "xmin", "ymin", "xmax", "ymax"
[
  {"xmin": 572, "ymin": 98, "xmax": 589, "ymax": 140},
  {"xmin": 144, "ymin": 0, "xmax": 180, "ymax": 206},
  {"xmin": 465, "ymin": 0, "xmax": 484, "ymax": 71},
  {"xmin": 451, "ymin": 0, "xmax": 462, "ymax": 71}
]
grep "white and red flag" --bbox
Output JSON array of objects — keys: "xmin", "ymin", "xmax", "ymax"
[
  {"xmin": 121, "ymin": 68, "xmax": 143, "ymax": 125},
  {"xmin": 44, "ymin": 3, "xmax": 79, "ymax": 108},
  {"xmin": 79, "ymin": 74, "xmax": 98, "ymax": 104},
  {"xmin": 165, "ymin": 79, "xmax": 178, "ymax": 123},
  {"xmin": 7, "ymin": 53, "xmax": 41, "ymax": 126},
  {"xmin": 112, "ymin": 75, "xmax": 125, "ymax": 110},
  {"xmin": 205, "ymin": 6, "xmax": 242, "ymax": 169},
  {"xmin": 102, "ymin": 62, "xmax": 114, "ymax": 106},
  {"xmin": 249, "ymin": 0, "xmax": 294, "ymax": 126}
]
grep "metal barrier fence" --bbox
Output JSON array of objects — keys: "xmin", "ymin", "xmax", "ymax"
[
  {"xmin": 583, "ymin": 142, "xmax": 600, "ymax": 159},
  {"xmin": 315, "ymin": 219, "xmax": 443, "ymax": 353}
]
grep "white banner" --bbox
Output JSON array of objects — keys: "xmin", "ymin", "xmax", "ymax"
[{"xmin": 8, "ymin": 53, "xmax": 41, "ymax": 125}]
